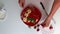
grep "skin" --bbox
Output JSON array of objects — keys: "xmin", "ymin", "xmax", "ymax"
[
  {"xmin": 18, "ymin": 0, "xmax": 25, "ymax": 7},
  {"xmin": 41, "ymin": 0, "xmax": 60, "ymax": 27},
  {"xmin": 19, "ymin": 0, "xmax": 60, "ymax": 27}
]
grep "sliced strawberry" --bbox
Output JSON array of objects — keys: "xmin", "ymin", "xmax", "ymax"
[{"xmin": 49, "ymin": 25, "xmax": 53, "ymax": 29}]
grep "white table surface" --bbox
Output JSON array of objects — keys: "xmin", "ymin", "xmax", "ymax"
[{"xmin": 0, "ymin": 0, "xmax": 60, "ymax": 34}]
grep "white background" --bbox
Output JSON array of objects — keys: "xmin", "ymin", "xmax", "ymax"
[{"xmin": 0, "ymin": 0, "xmax": 60, "ymax": 34}]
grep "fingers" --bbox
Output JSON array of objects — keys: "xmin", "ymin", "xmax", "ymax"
[
  {"xmin": 41, "ymin": 21, "xmax": 51, "ymax": 28},
  {"xmin": 18, "ymin": 0, "xmax": 25, "ymax": 7}
]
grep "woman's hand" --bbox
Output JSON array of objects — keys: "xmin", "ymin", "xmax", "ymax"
[
  {"xmin": 41, "ymin": 0, "xmax": 60, "ymax": 27},
  {"xmin": 41, "ymin": 18, "xmax": 51, "ymax": 27}
]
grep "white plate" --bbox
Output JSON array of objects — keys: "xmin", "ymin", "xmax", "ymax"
[{"xmin": 0, "ymin": 9, "xmax": 6, "ymax": 21}]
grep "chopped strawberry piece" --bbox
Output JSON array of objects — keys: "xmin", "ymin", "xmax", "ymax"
[
  {"xmin": 34, "ymin": 26, "xmax": 36, "ymax": 29},
  {"xmin": 49, "ymin": 25, "xmax": 53, "ymax": 29},
  {"xmin": 37, "ymin": 28, "xmax": 40, "ymax": 32}
]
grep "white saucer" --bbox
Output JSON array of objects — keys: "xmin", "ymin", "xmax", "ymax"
[{"xmin": 0, "ymin": 9, "xmax": 6, "ymax": 22}]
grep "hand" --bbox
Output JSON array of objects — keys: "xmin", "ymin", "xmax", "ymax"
[
  {"xmin": 41, "ymin": 19, "xmax": 51, "ymax": 27},
  {"xmin": 18, "ymin": 0, "xmax": 25, "ymax": 7},
  {"xmin": 41, "ymin": 0, "xmax": 60, "ymax": 28}
]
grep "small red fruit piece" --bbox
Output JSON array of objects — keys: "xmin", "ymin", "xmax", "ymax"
[
  {"xmin": 34, "ymin": 26, "xmax": 37, "ymax": 29},
  {"xmin": 37, "ymin": 24, "xmax": 40, "ymax": 27},
  {"xmin": 49, "ymin": 25, "xmax": 53, "ymax": 29},
  {"xmin": 37, "ymin": 28, "xmax": 40, "ymax": 32}
]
